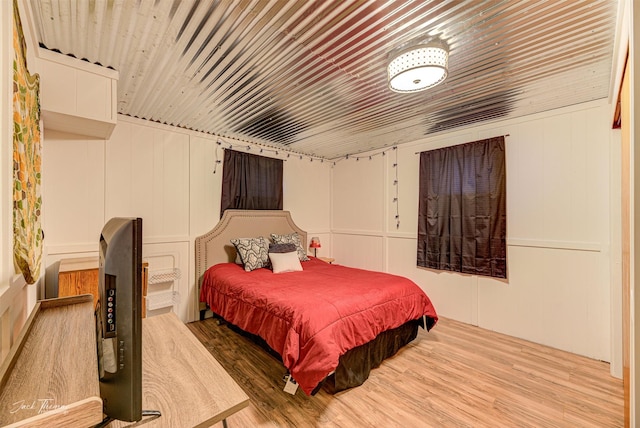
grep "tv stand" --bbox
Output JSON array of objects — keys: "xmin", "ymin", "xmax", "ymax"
[
  {"xmin": 109, "ymin": 312, "xmax": 249, "ymax": 427},
  {"xmin": 0, "ymin": 297, "xmax": 249, "ymax": 428}
]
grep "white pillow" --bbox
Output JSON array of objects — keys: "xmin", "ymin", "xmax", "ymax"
[{"xmin": 269, "ymin": 251, "xmax": 303, "ymax": 274}]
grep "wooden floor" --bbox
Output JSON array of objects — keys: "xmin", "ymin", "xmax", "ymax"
[{"xmin": 187, "ymin": 317, "xmax": 624, "ymax": 428}]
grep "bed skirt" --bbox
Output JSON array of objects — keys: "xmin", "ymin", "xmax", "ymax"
[
  {"xmin": 320, "ymin": 319, "xmax": 420, "ymax": 394},
  {"xmin": 213, "ymin": 312, "xmax": 423, "ymax": 395}
]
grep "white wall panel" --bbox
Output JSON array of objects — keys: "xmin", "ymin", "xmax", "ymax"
[
  {"xmin": 503, "ymin": 107, "xmax": 609, "ymax": 247},
  {"xmin": 333, "ymin": 233, "xmax": 383, "ymax": 271},
  {"xmin": 283, "ymin": 157, "xmax": 331, "ymax": 232},
  {"xmin": 542, "ymin": 114, "xmax": 574, "ymax": 241},
  {"xmin": 478, "ymin": 246, "xmax": 608, "ymax": 361},
  {"xmin": 42, "ymin": 130, "xmax": 105, "ymax": 249},
  {"xmin": 155, "ymin": 131, "xmax": 189, "ymax": 237},
  {"xmin": 106, "ymin": 120, "xmax": 189, "ymax": 239},
  {"xmin": 332, "ymin": 155, "xmax": 384, "ymax": 232},
  {"xmin": 503, "ymin": 121, "xmax": 544, "ymax": 241},
  {"xmin": 130, "ymin": 124, "xmax": 154, "ymax": 226},
  {"xmin": 189, "ymin": 136, "xmax": 222, "ymax": 238},
  {"xmin": 105, "ymin": 122, "xmax": 136, "ymax": 217}
]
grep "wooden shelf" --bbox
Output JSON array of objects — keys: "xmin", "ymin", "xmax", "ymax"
[{"xmin": 0, "ymin": 295, "xmax": 102, "ymax": 427}]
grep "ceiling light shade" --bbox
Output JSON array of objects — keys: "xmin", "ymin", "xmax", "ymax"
[{"xmin": 387, "ymin": 41, "xmax": 448, "ymax": 93}]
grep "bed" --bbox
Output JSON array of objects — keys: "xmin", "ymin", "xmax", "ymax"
[{"xmin": 195, "ymin": 210, "xmax": 438, "ymax": 395}]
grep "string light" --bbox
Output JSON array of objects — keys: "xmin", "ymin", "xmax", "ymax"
[
  {"xmin": 212, "ymin": 137, "xmax": 326, "ymax": 167},
  {"xmin": 212, "ymin": 136, "xmax": 401, "ymax": 172},
  {"xmin": 331, "ymin": 145, "xmax": 397, "ymax": 165},
  {"xmin": 393, "ymin": 146, "xmax": 400, "ymax": 229},
  {"xmin": 213, "ymin": 141, "xmax": 222, "ymax": 174}
]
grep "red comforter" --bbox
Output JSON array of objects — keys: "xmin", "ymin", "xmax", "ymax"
[{"xmin": 199, "ymin": 257, "xmax": 438, "ymax": 394}]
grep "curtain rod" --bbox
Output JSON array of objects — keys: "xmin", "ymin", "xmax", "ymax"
[{"xmin": 414, "ymin": 134, "xmax": 510, "ymax": 154}]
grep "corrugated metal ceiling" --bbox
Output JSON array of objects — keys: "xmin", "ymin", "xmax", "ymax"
[{"xmin": 28, "ymin": 0, "xmax": 619, "ymax": 159}]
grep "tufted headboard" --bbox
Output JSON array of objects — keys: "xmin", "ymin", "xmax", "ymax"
[{"xmin": 194, "ymin": 209, "xmax": 307, "ymax": 292}]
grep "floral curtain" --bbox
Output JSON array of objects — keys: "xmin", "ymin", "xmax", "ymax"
[{"xmin": 13, "ymin": 0, "xmax": 42, "ymax": 284}]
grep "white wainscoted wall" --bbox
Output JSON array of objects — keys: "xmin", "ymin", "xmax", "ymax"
[
  {"xmin": 331, "ymin": 99, "xmax": 619, "ymax": 371},
  {"xmin": 41, "ymin": 115, "xmax": 332, "ymax": 323}
]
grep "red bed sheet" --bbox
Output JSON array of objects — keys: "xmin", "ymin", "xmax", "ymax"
[{"xmin": 200, "ymin": 257, "xmax": 438, "ymax": 394}]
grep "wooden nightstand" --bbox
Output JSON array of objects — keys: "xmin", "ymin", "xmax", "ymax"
[{"xmin": 318, "ymin": 257, "xmax": 335, "ymax": 264}]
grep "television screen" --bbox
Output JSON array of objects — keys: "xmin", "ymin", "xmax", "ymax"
[{"xmin": 95, "ymin": 217, "xmax": 143, "ymax": 423}]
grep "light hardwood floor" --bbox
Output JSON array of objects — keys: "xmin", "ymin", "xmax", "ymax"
[{"xmin": 187, "ymin": 317, "xmax": 623, "ymax": 428}]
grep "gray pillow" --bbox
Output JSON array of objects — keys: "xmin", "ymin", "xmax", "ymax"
[
  {"xmin": 269, "ymin": 243, "xmax": 297, "ymax": 253},
  {"xmin": 270, "ymin": 233, "xmax": 309, "ymax": 261}
]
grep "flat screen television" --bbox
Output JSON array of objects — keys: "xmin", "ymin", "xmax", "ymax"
[{"xmin": 95, "ymin": 217, "xmax": 143, "ymax": 423}]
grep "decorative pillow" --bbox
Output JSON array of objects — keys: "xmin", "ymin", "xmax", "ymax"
[
  {"xmin": 270, "ymin": 233, "xmax": 309, "ymax": 261},
  {"xmin": 269, "ymin": 251, "xmax": 303, "ymax": 274},
  {"xmin": 230, "ymin": 237, "xmax": 270, "ymax": 272},
  {"xmin": 269, "ymin": 243, "xmax": 297, "ymax": 253}
]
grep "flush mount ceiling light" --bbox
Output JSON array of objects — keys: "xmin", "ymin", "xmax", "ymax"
[{"xmin": 387, "ymin": 40, "xmax": 449, "ymax": 93}]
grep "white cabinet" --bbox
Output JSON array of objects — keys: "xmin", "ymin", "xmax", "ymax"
[{"xmin": 36, "ymin": 48, "xmax": 118, "ymax": 139}]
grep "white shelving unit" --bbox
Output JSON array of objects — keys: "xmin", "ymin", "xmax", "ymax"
[
  {"xmin": 141, "ymin": 242, "xmax": 190, "ymax": 321},
  {"xmin": 145, "ymin": 265, "xmax": 181, "ymax": 316}
]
